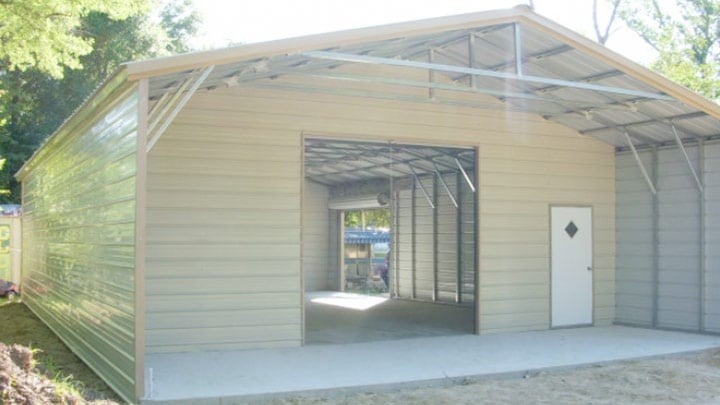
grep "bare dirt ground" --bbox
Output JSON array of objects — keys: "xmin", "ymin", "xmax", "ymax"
[
  {"xmin": 0, "ymin": 300, "xmax": 120, "ymax": 404},
  {"xmin": 265, "ymin": 349, "xmax": 720, "ymax": 405}
]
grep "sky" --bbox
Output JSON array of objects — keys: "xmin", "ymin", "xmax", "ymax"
[{"xmin": 189, "ymin": 0, "xmax": 658, "ymax": 65}]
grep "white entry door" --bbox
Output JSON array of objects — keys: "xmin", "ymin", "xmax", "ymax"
[{"xmin": 551, "ymin": 206, "xmax": 593, "ymax": 327}]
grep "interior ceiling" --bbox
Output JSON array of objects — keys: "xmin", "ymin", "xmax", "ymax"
[
  {"xmin": 148, "ymin": 18, "xmax": 720, "ymax": 155},
  {"xmin": 304, "ymin": 139, "xmax": 474, "ymax": 186}
]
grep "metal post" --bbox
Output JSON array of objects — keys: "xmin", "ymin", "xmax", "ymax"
[
  {"xmin": 428, "ymin": 49, "xmax": 436, "ymax": 100},
  {"xmin": 411, "ymin": 179, "xmax": 417, "ymax": 300},
  {"xmin": 473, "ymin": 149, "xmax": 480, "ymax": 334},
  {"xmin": 468, "ymin": 33, "xmax": 477, "ymax": 89},
  {"xmin": 514, "ymin": 23, "xmax": 523, "ymax": 76},
  {"xmin": 456, "ymin": 171, "xmax": 463, "ymax": 304},
  {"xmin": 699, "ymin": 139, "xmax": 706, "ymax": 332},
  {"xmin": 433, "ymin": 174, "xmax": 439, "ymax": 302},
  {"xmin": 651, "ymin": 145, "xmax": 659, "ymax": 328},
  {"xmin": 389, "ymin": 145, "xmax": 398, "ymax": 298},
  {"xmin": 394, "ymin": 190, "xmax": 400, "ymax": 297}
]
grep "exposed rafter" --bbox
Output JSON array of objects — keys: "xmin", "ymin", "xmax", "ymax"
[{"xmin": 303, "ymin": 50, "xmax": 674, "ymax": 101}]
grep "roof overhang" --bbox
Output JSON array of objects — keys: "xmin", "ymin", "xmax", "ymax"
[{"xmin": 125, "ymin": 5, "xmax": 720, "ymax": 153}]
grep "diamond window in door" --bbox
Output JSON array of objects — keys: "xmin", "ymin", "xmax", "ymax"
[{"xmin": 565, "ymin": 221, "xmax": 578, "ymax": 238}]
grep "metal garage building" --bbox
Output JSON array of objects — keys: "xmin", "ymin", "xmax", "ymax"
[{"xmin": 15, "ymin": 6, "xmax": 720, "ymax": 403}]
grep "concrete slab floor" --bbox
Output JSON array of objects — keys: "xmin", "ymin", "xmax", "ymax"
[
  {"xmin": 143, "ymin": 325, "xmax": 720, "ymax": 404},
  {"xmin": 305, "ymin": 291, "xmax": 475, "ymax": 344}
]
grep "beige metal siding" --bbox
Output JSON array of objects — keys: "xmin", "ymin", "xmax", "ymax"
[
  {"xmin": 145, "ymin": 83, "xmax": 615, "ymax": 347},
  {"xmin": 20, "ymin": 89, "xmax": 139, "ymax": 402},
  {"xmin": 303, "ymin": 180, "xmax": 330, "ymax": 291},
  {"xmin": 145, "ymin": 98, "xmax": 303, "ymax": 353}
]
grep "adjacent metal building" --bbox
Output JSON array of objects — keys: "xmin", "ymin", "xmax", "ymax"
[{"xmin": 15, "ymin": 6, "xmax": 720, "ymax": 402}]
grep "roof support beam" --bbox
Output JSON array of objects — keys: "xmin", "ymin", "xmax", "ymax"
[
  {"xmin": 624, "ymin": 131, "xmax": 657, "ymax": 195},
  {"xmin": 514, "ymin": 23, "xmax": 523, "ymax": 76},
  {"xmin": 147, "ymin": 66, "xmax": 214, "ymax": 153},
  {"xmin": 580, "ymin": 111, "xmax": 707, "ymax": 135},
  {"xmin": 456, "ymin": 158, "xmax": 476, "ymax": 193},
  {"xmin": 534, "ymin": 70, "xmax": 623, "ymax": 94},
  {"xmin": 468, "ymin": 33, "xmax": 477, "ymax": 89},
  {"xmin": 670, "ymin": 124, "xmax": 704, "ymax": 193},
  {"xmin": 410, "ymin": 166, "xmax": 435, "ymax": 209},
  {"xmin": 303, "ymin": 50, "xmax": 673, "ymax": 100},
  {"xmin": 281, "ymin": 69, "xmax": 606, "ymax": 107},
  {"xmin": 434, "ymin": 164, "xmax": 458, "ymax": 208}
]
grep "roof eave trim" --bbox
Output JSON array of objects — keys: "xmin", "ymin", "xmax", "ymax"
[
  {"xmin": 15, "ymin": 67, "xmax": 131, "ymax": 181},
  {"xmin": 123, "ymin": 7, "xmax": 527, "ymax": 81},
  {"xmin": 515, "ymin": 12, "xmax": 720, "ymax": 121}
]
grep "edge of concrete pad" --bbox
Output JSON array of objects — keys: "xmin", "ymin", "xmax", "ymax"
[{"xmin": 140, "ymin": 347, "xmax": 719, "ymax": 405}]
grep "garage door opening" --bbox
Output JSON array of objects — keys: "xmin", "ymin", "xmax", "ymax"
[{"xmin": 303, "ymin": 138, "xmax": 477, "ymax": 345}]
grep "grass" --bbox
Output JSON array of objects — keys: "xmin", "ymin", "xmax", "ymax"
[{"xmin": 0, "ymin": 298, "xmax": 121, "ymax": 403}]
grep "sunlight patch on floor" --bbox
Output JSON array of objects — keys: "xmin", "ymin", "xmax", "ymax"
[{"xmin": 307, "ymin": 291, "xmax": 388, "ymax": 311}]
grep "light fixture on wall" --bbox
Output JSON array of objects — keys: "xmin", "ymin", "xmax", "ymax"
[{"xmin": 327, "ymin": 193, "xmax": 389, "ymax": 210}]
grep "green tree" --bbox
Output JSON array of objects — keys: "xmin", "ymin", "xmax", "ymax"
[
  {"xmin": 345, "ymin": 209, "xmax": 391, "ymax": 229},
  {"xmin": 0, "ymin": 0, "xmax": 147, "ymax": 78},
  {"xmin": 618, "ymin": 0, "xmax": 720, "ymax": 100},
  {"xmin": 0, "ymin": 0, "xmax": 201, "ymax": 203}
]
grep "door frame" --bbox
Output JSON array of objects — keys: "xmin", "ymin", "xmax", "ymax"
[{"xmin": 549, "ymin": 204, "xmax": 595, "ymax": 328}]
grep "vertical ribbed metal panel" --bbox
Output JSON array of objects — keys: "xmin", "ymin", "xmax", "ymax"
[
  {"xmin": 615, "ymin": 151, "xmax": 654, "ymax": 326},
  {"xmin": 703, "ymin": 143, "xmax": 720, "ymax": 332},
  {"xmin": 393, "ymin": 173, "xmax": 474, "ymax": 304},
  {"xmin": 413, "ymin": 175, "xmax": 435, "ymax": 300},
  {"xmin": 436, "ymin": 173, "xmax": 459, "ymax": 302},
  {"xmin": 396, "ymin": 188, "xmax": 414, "ymax": 298},
  {"xmin": 302, "ymin": 180, "xmax": 330, "ymax": 291},
  {"xmin": 459, "ymin": 171, "xmax": 476, "ymax": 303},
  {"xmin": 21, "ymin": 90, "xmax": 138, "ymax": 401},
  {"xmin": 656, "ymin": 147, "xmax": 700, "ymax": 330}
]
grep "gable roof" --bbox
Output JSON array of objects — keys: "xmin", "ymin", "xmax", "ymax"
[
  {"xmin": 18, "ymin": 5, "xmax": 720, "ymax": 181},
  {"xmin": 121, "ymin": 5, "xmax": 720, "ymax": 151}
]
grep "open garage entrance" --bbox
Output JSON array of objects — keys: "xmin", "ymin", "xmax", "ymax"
[{"xmin": 302, "ymin": 138, "xmax": 477, "ymax": 344}]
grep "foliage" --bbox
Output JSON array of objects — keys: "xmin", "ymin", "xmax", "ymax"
[
  {"xmin": 345, "ymin": 209, "xmax": 390, "ymax": 229},
  {"xmin": 0, "ymin": 0, "xmax": 147, "ymax": 78},
  {"xmin": 0, "ymin": 0, "xmax": 201, "ymax": 203},
  {"xmin": 618, "ymin": 0, "xmax": 720, "ymax": 100}
]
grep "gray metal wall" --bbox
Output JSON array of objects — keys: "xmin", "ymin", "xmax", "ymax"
[
  {"xmin": 303, "ymin": 180, "xmax": 330, "ymax": 291},
  {"xmin": 394, "ymin": 173, "xmax": 475, "ymax": 304},
  {"xmin": 616, "ymin": 142, "xmax": 719, "ymax": 332},
  {"xmin": 20, "ymin": 88, "xmax": 139, "ymax": 402}
]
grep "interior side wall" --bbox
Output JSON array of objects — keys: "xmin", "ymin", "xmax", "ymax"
[
  {"xmin": 616, "ymin": 143, "xmax": 720, "ymax": 333},
  {"xmin": 145, "ymin": 82, "xmax": 615, "ymax": 351},
  {"xmin": 20, "ymin": 89, "xmax": 139, "ymax": 401},
  {"xmin": 394, "ymin": 173, "xmax": 475, "ymax": 304},
  {"xmin": 303, "ymin": 180, "xmax": 331, "ymax": 291}
]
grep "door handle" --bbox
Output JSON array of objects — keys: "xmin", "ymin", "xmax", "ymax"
[{"xmin": 587, "ymin": 266, "xmax": 593, "ymax": 271}]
